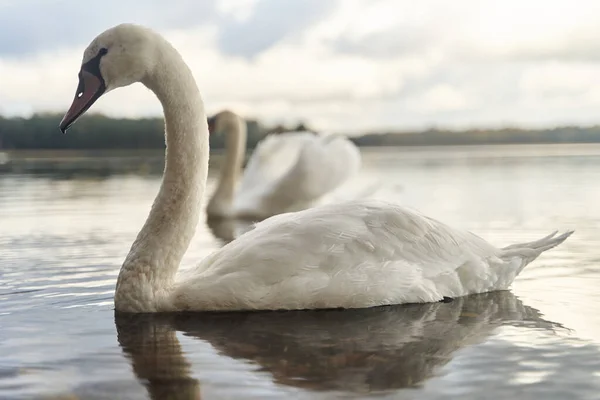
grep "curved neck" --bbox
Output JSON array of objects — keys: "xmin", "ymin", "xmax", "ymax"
[
  {"xmin": 207, "ymin": 117, "xmax": 247, "ymax": 217},
  {"xmin": 115, "ymin": 40, "xmax": 209, "ymax": 312}
]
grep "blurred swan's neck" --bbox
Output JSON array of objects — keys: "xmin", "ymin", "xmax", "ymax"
[{"xmin": 207, "ymin": 114, "xmax": 247, "ymax": 218}]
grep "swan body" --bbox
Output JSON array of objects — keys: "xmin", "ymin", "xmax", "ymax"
[
  {"xmin": 207, "ymin": 110, "xmax": 362, "ymax": 220},
  {"xmin": 59, "ymin": 23, "xmax": 573, "ymax": 313},
  {"xmin": 174, "ymin": 201, "xmax": 572, "ymax": 311}
]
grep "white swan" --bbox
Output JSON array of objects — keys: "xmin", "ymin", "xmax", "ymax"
[
  {"xmin": 206, "ymin": 109, "xmax": 362, "ymax": 220},
  {"xmin": 59, "ymin": 23, "xmax": 573, "ymax": 313}
]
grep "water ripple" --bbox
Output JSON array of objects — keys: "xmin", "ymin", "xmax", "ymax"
[{"xmin": 1, "ymin": 147, "xmax": 600, "ymax": 399}]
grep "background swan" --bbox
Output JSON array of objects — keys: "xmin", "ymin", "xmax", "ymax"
[
  {"xmin": 59, "ymin": 23, "xmax": 572, "ymax": 313},
  {"xmin": 206, "ymin": 110, "xmax": 362, "ymax": 220}
]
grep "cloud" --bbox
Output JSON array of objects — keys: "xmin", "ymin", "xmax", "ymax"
[
  {"xmin": 327, "ymin": 0, "xmax": 466, "ymax": 60},
  {"xmin": 0, "ymin": 0, "xmax": 219, "ymax": 56},
  {"xmin": 326, "ymin": 0, "xmax": 600, "ymax": 64},
  {"xmin": 0, "ymin": 0, "xmax": 334, "ymax": 60},
  {"xmin": 217, "ymin": 0, "xmax": 339, "ymax": 58},
  {"xmin": 3, "ymin": 0, "xmax": 600, "ymax": 132}
]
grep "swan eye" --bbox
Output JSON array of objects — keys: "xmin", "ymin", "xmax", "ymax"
[{"xmin": 99, "ymin": 47, "xmax": 108, "ymax": 56}]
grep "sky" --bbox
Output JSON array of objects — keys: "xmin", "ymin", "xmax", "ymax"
[{"xmin": 1, "ymin": 0, "xmax": 600, "ymax": 133}]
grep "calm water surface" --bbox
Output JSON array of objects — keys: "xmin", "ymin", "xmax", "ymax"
[{"xmin": 1, "ymin": 144, "xmax": 599, "ymax": 399}]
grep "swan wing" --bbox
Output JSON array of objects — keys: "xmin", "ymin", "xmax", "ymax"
[
  {"xmin": 236, "ymin": 132, "xmax": 317, "ymax": 198},
  {"xmin": 178, "ymin": 200, "xmax": 503, "ymax": 311},
  {"xmin": 282, "ymin": 134, "xmax": 362, "ymax": 201},
  {"xmin": 234, "ymin": 134, "xmax": 362, "ymax": 217}
]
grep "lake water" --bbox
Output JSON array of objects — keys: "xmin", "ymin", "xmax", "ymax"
[{"xmin": 1, "ymin": 144, "xmax": 599, "ymax": 399}]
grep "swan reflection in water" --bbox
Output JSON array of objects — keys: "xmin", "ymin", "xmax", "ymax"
[{"xmin": 115, "ymin": 291, "xmax": 565, "ymax": 399}]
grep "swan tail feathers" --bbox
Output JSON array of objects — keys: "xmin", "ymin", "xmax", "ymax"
[{"xmin": 499, "ymin": 230, "xmax": 574, "ymax": 265}]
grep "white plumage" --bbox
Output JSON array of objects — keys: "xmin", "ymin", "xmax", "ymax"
[
  {"xmin": 175, "ymin": 200, "xmax": 572, "ymax": 311},
  {"xmin": 207, "ymin": 110, "xmax": 361, "ymax": 220},
  {"xmin": 59, "ymin": 23, "xmax": 573, "ymax": 314}
]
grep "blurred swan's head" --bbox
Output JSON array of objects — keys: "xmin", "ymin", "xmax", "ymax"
[{"xmin": 207, "ymin": 110, "xmax": 243, "ymax": 136}]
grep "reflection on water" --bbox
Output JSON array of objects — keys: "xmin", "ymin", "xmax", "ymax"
[
  {"xmin": 116, "ymin": 291, "xmax": 564, "ymax": 398},
  {"xmin": 1, "ymin": 144, "xmax": 600, "ymax": 399}
]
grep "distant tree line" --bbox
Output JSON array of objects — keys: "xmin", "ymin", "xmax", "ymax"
[
  {"xmin": 352, "ymin": 126, "xmax": 600, "ymax": 146},
  {"xmin": 2, "ymin": 113, "xmax": 600, "ymax": 150},
  {"xmin": 0, "ymin": 113, "xmax": 263, "ymax": 150},
  {"xmin": 0, "ymin": 113, "xmax": 317, "ymax": 150}
]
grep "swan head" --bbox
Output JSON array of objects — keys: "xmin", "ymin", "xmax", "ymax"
[
  {"xmin": 207, "ymin": 110, "xmax": 242, "ymax": 136},
  {"xmin": 59, "ymin": 23, "xmax": 159, "ymax": 133}
]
